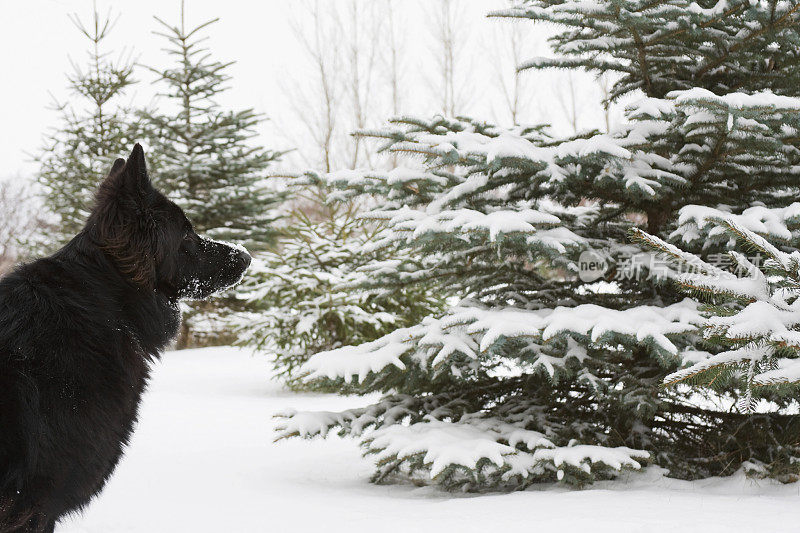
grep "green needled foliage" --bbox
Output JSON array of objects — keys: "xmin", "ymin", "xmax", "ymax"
[
  {"xmin": 276, "ymin": 0, "xmax": 800, "ymax": 490},
  {"xmin": 36, "ymin": 6, "xmax": 147, "ymax": 250},
  {"xmin": 143, "ymin": 4, "xmax": 283, "ymax": 347},
  {"xmin": 235, "ymin": 188, "xmax": 444, "ymax": 391},
  {"xmin": 145, "ymin": 8, "xmax": 282, "ymax": 251},
  {"xmin": 635, "ymin": 208, "xmax": 800, "ymax": 396},
  {"xmin": 35, "ymin": 4, "xmax": 283, "ymax": 350}
]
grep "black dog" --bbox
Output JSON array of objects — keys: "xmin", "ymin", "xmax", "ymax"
[{"xmin": 0, "ymin": 145, "xmax": 251, "ymax": 532}]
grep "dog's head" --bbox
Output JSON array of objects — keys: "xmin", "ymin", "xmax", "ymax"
[{"xmin": 88, "ymin": 144, "xmax": 251, "ymax": 299}]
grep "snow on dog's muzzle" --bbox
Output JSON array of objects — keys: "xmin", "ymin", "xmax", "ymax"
[{"xmin": 178, "ymin": 238, "xmax": 252, "ymax": 300}]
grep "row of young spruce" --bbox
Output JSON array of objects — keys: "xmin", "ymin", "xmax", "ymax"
[{"xmin": 36, "ymin": 4, "xmax": 282, "ymax": 347}]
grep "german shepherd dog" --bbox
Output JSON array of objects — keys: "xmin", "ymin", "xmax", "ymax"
[{"xmin": 0, "ymin": 145, "xmax": 251, "ymax": 532}]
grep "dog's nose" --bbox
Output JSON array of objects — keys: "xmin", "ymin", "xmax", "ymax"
[{"xmin": 236, "ymin": 250, "xmax": 252, "ymax": 270}]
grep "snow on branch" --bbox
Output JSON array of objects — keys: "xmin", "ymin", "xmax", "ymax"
[
  {"xmin": 278, "ymin": 409, "xmax": 649, "ymax": 488},
  {"xmin": 454, "ymin": 299, "xmax": 702, "ymax": 356},
  {"xmin": 365, "ymin": 418, "xmax": 648, "ymax": 485},
  {"xmin": 664, "ymin": 344, "xmax": 773, "ymax": 385},
  {"xmin": 671, "ymin": 88, "xmax": 800, "ymax": 113},
  {"xmin": 753, "ymin": 359, "xmax": 800, "ymax": 386},
  {"xmin": 706, "ymin": 301, "xmax": 800, "ymax": 348},
  {"xmin": 639, "ymin": 211, "xmax": 800, "ymax": 390},
  {"xmin": 365, "ymin": 418, "xmax": 553, "ymax": 479},
  {"xmin": 674, "ymin": 203, "xmax": 800, "ymax": 245},
  {"xmin": 363, "ymin": 207, "xmax": 562, "ymax": 244},
  {"xmin": 299, "ymin": 299, "xmax": 704, "ymax": 384}
]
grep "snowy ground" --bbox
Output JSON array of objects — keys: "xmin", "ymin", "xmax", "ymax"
[{"xmin": 59, "ymin": 347, "xmax": 800, "ymax": 533}]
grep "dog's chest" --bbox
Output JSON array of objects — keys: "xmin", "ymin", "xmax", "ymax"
[
  {"xmin": 62, "ymin": 300, "xmax": 179, "ymax": 469},
  {"xmin": 41, "ymin": 340, "xmax": 154, "ymax": 512}
]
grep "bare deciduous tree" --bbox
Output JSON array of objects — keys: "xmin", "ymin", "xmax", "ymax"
[
  {"xmin": 597, "ymin": 72, "xmax": 615, "ymax": 133},
  {"xmin": 554, "ymin": 72, "xmax": 581, "ymax": 135},
  {"xmin": 384, "ymin": 0, "xmax": 405, "ymax": 119},
  {"xmin": 284, "ymin": 1, "xmax": 343, "ymax": 172},
  {"xmin": 552, "ymin": 71, "xmax": 619, "ymax": 136},
  {"xmin": 382, "ymin": 0, "xmax": 406, "ymax": 169},
  {"xmin": 426, "ymin": 0, "xmax": 472, "ymax": 117},
  {"xmin": 281, "ymin": 0, "xmax": 392, "ymax": 172},
  {"xmin": 344, "ymin": 1, "xmax": 381, "ymax": 169},
  {"xmin": 0, "ymin": 179, "xmax": 48, "ymax": 275},
  {"xmin": 488, "ymin": 1, "xmax": 541, "ymax": 126}
]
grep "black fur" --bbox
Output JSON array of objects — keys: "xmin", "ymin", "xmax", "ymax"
[{"xmin": 0, "ymin": 145, "xmax": 251, "ymax": 532}]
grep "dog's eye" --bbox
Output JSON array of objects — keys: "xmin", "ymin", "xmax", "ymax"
[{"xmin": 180, "ymin": 233, "xmax": 195, "ymax": 252}]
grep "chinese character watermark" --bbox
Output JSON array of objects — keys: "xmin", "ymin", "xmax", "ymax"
[{"xmin": 576, "ymin": 250, "xmax": 764, "ymax": 282}]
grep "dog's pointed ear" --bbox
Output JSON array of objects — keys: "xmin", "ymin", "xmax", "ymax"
[
  {"xmin": 98, "ymin": 144, "xmax": 153, "ymax": 203},
  {"xmin": 121, "ymin": 143, "xmax": 152, "ymax": 195},
  {"xmin": 108, "ymin": 157, "xmax": 126, "ymax": 177},
  {"xmin": 91, "ymin": 145, "xmax": 158, "ymax": 289}
]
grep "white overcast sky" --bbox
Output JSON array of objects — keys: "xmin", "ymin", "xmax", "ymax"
[{"xmin": 0, "ymin": 0, "xmax": 612, "ymax": 179}]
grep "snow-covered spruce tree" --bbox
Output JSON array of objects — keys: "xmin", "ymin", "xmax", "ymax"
[
  {"xmin": 37, "ymin": 7, "xmax": 144, "ymax": 249},
  {"xmin": 236, "ymin": 189, "xmax": 443, "ymax": 390},
  {"xmin": 276, "ymin": 1, "xmax": 800, "ymax": 490},
  {"xmin": 145, "ymin": 6, "xmax": 282, "ymax": 347}
]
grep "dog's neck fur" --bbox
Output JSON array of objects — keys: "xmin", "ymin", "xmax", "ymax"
[{"xmin": 53, "ymin": 228, "xmax": 182, "ymax": 356}]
